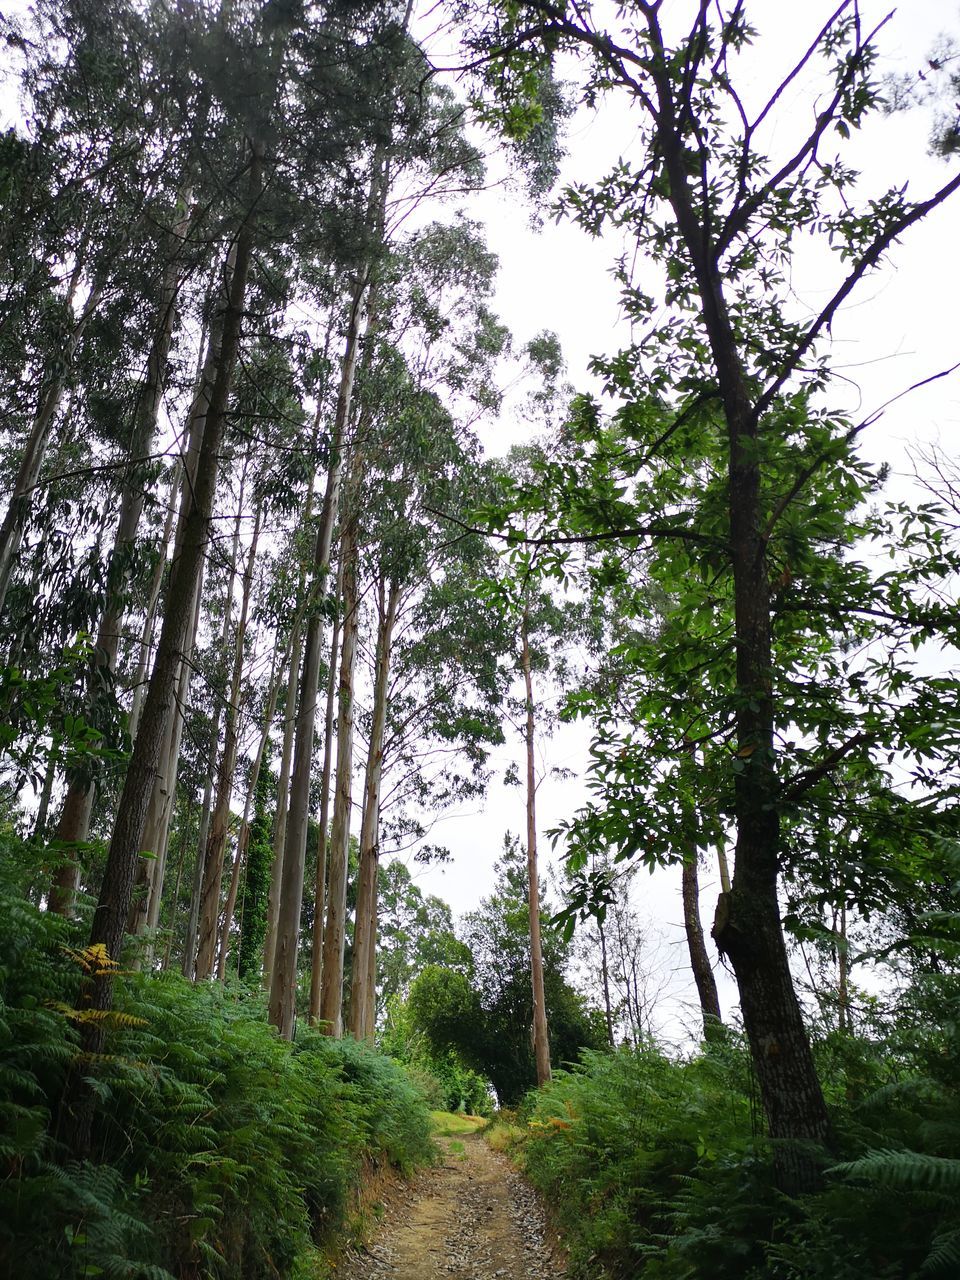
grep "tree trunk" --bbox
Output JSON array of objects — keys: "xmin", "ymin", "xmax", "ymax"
[
  {"xmin": 521, "ymin": 603, "xmax": 551, "ymax": 1087},
  {"xmin": 181, "ymin": 518, "xmax": 240, "ymax": 978},
  {"xmin": 65, "ymin": 149, "xmax": 261, "ymax": 1156},
  {"xmin": 633, "ymin": 27, "xmax": 831, "ymax": 1184},
  {"xmin": 126, "ymin": 288, "xmax": 237, "ymax": 947},
  {"xmin": 195, "ymin": 502, "xmax": 262, "ymax": 980},
  {"xmin": 128, "ymin": 464, "xmax": 182, "ymax": 743},
  {"xmin": 183, "ymin": 725, "xmax": 218, "ymax": 980},
  {"xmin": 262, "ymin": 409, "xmax": 325, "ymax": 983},
  {"xmin": 262, "ymin": 612, "xmax": 302, "ymax": 981},
  {"xmin": 162, "ymin": 793, "xmax": 193, "ymax": 971},
  {"xmin": 308, "ymin": 586, "xmax": 342, "ymax": 1023},
  {"xmin": 317, "ymin": 526, "xmax": 359, "ymax": 1038},
  {"xmin": 216, "ymin": 630, "xmax": 283, "ymax": 981},
  {"xmin": 681, "ymin": 854, "xmax": 723, "ymax": 1037},
  {"xmin": 349, "ymin": 577, "xmax": 401, "ymax": 1041},
  {"xmin": 32, "ymin": 752, "xmax": 56, "ymax": 843},
  {"xmin": 837, "ymin": 902, "xmax": 850, "ymax": 1033},
  {"xmin": 680, "ymin": 742, "xmax": 722, "ymax": 1038},
  {"xmin": 597, "ymin": 918, "xmax": 615, "ymax": 1047},
  {"xmin": 716, "ymin": 845, "xmax": 732, "ymax": 895},
  {"xmin": 50, "ymin": 200, "xmax": 193, "ymax": 889},
  {"xmin": 0, "ymin": 268, "xmax": 106, "ymax": 618},
  {"xmin": 268, "ymin": 271, "xmax": 370, "ymax": 1038}
]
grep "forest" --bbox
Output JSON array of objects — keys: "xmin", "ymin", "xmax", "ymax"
[{"xmin": 1, "ymin": 0, "xmax": 960, "ymax": 1276}]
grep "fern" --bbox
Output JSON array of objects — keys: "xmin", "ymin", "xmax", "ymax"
[
  {"xmin": 830, "ymin": 1147, "xmax": 960, "ymax": 1191},
  {"xmin": 922, "ymin": 1227, "xmax": 960, "ymax": 1276}
]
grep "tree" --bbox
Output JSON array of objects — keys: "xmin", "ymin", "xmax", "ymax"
[
  {"xmin": 410, "ymin": 837, "xmax": 606, "ymax": 1105},
  {"xmin": 462, "ymin": 0, "xmax": 960, "ymax": 1188}
]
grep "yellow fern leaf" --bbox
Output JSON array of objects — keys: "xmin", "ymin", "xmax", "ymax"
[{"xmin": 60, "ymin": 942, "xmax": 121, "ymax": 974}]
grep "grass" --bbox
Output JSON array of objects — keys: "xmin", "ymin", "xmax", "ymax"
[
  {"xmin": 430, "ymin": 1110, "xmax": 488, "ymax": 1137},
  {"xmin": 483, "ymin": 1111, "xmax": 525, "ymax": 1155}
]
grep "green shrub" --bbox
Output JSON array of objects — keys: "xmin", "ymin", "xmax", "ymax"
[
  {"xmin": 518, "ymin": 1028, "xmax": 960, "ymax": 1280},
  {"xmin": 0, "ymin": 874, "xmax": 433, "ymax": 1279}
]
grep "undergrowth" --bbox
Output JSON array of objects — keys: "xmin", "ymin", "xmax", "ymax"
[
  {"xmin": 0, "ymin": 875, "xmax": 433, "ymax": 1279},
  {"xmin": 517, "ymin": 1027, "xmax": 960, "ymax": 1279}
]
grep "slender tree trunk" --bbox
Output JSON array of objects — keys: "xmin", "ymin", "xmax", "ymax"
[
  {"xmin": 64, "ymin": 148, "xmax": 261, "ymax": 1156},
  {"xmin": 520, "ymin": 603, "xmax": 551, "ymax": 1087},
  {"xmin": 681, "ymin": 854, "xmax": 723, "ymax": 1036},
  {"xmin": 181, "ymin": 523, "xmax": 241, "ymax": 978},
  {"xmin": 216, "ymin": 634, "xmax": 284, "ymax": 981},
  {"xmin": 48, "ymin": 458, "xmax": 180, "ymax": 917},
  {"xmin": 628, "ymin": 28, "xmax": 832, "ymax": 1183},
  {"xmin": 162, "ymin": 793, "xmax": 193, "ymax": 971},
  {"xmin": 308, "ymin": 589, "xmax": 342, "ymax": 1023},
  {"xmin": 716, "ymin": 845, "xmax": 732, "ymax": 895},
  {"xmin": 263, "ymin": 613, "xmax": 303, "ymax": 981},
  {"xmin": 349, "ymin": 577, "xmax": 400, "ymax": 1041},
  {"xmin": 0, "ymin": 269, "xmax": 106, "ymax": 618},
  {"xmin": 127, "ymin": 523, "xmax": 206, "ymax": 948},
  {"xmin": 32, "ymin": 753, "xmax": 56, "ymax": 842},
  {"xmin": 128, "ymin": 464, "xmax": 182, "ymax": 742},
  {"xmin": 262, "ymin": 409, "xmax": 324, "ymax": 983},
  {"xmin": 597, "ymin": 919, "xmax": 615, "ymax": 1047},
  {"xmin": 51, "ymin": 201, "xmax": 193, "ymax": 887},
  {"xmin": 317, "ymin": 525, "xmax": 359, "ymax": 1038},
  {"xmin": 837, "ymin": 902, "xmax": 850, "ymax": 1033},
  {"xmin": 127, "ymin": 292, "xmax": 238, "ymax": 946},
  {"xmin": 268, "ymin": 271, "xmax": 370, "ymax": 1037},
  {"xmin": 195, "ymin": 503, "xmax": 262, "ymax": 980},
  {"xmin": 680, "ymin": 741, "xmax": 722, "ymax": 1037}
]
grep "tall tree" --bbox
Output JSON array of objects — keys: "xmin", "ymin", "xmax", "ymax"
[{"xmin": 464, "ymin": 0, "xmax": 960, "ymax": 1187}]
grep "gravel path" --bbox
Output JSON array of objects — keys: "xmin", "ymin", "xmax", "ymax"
[{"xmin": 340, "ymin": 1133, "xmax": 568, "ymax": 1279}]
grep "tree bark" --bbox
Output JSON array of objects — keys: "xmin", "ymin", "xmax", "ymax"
[
  {"xmin": 308, "ymin": 585, "xmax": 342, "ymax": 1023},
  {"xmin": 349, "ymin": 576, "xmax": 401, "ymax": 1041},
  {"xmin": 681, "ymin": 853, "xmax": 723, "ymax": 1037},
  {"xmin": 317, "ymin": 524, "xmax": 360, "ymax": 1038},
  {"xmin": 521, "ymin": 603, "xmax": 551, "ymax": 1087},
  {"xmin": 268, "ymin": 271, "xmax": 370, "ymax": 1038},
  {"xmin": 65, "ymin": 147, "xmax": 261, "ymax": 1156},
  {"xmin": 195, "ymin": 502, "xmax": 262, "ymax": 980}
]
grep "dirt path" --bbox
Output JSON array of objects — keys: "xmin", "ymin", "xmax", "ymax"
[{"xmin": 340, "ymin": 1133, "xmax": 568, "ymax": 1280}]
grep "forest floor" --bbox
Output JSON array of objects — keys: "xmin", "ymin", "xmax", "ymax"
[{"xmin": 339, "ymin": 1129, "xmax": 568, "ymax": 1280}]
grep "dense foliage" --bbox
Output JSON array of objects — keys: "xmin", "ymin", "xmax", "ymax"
[
  {"xmin": 517, "ymin": 1016, "xmax": 960, "ymax": 1279},
  {"xmin": 0, "ymin": 863, "xmax": 433, "ymax": 1279}
]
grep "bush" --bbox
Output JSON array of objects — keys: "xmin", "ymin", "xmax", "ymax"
[
  {"xmin": 0, "ymin": 876, "xmax": 433, "ymax": 1278},
  {"xmin": 517, "ymin": 1029, "xmax": 960, "ymax": 1280}
]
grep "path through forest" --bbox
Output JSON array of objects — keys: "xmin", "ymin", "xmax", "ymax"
[{"xmin": 342, "ymin": 1132, "xmax": 568, "ymax": 1279}]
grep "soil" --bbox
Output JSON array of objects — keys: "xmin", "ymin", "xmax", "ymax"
[{"xmin": 339, "ymin": 1133, "xmax": 569, "ymax": 1279}]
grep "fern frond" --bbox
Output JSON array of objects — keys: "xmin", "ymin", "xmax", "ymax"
[
  {"xmin": 922, "ymin": 1227, "xmax": 960, "ymax": 1276},
  {"xmin": 830, "ymin": 1148, "xmax": 960, "ymax": 1192}
]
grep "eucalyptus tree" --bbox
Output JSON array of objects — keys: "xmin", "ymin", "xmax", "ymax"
[
  {"xmin": 269, "ymin": 62, "xmax": 490, "ymax": 1038},
  {"xmin": 460, "ymin": 0, "xmax": 960, "ymax": 1187},
  {"xmin": 0, "ymin": 0, "xmax": 219, "ymax": 623},
  {"xmin": 331, "ymin": 220, "xmax": 511, "ymax": 1040}
]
